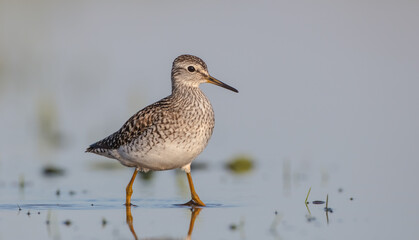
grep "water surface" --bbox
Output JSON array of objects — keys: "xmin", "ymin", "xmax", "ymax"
[{"xmin": 1, "ymin": 1, "xmax": 418, "ymax": 239}]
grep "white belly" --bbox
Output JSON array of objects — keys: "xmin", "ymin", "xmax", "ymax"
[{"xmin": 112, "ymin": 137, "xmax": 207, "ymax": 171}]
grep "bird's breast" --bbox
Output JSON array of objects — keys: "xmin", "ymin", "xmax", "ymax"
[{"xmin": 117, "ymin": 97, "xmax": 215, "ymax": 170}]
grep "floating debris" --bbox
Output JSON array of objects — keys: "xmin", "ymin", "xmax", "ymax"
[
  {"xmin": 102, "ymin": 218, "xmax": 107, "ymax": 227},
  {"xmin": 56, "ymin": 189, "xmax": 61, "ymax": 196},
  {"xmin": 312, "ymin": 200, "xmax": 325, "ymax": 205},
  {"xmin": 69, "ymin": 190, "xmax": 76, "ymax": 196},
  {"xmin": 350, "ymin": 197, "xmax": 354, "ymax": 201},
  {"xmin": 46, "ymin": 211, "xmax": 52, "ymax": 225},
  {"xmin": 63, "ymin": 219, "xmax": 72, "ymax": 226},
  {"xmin": 324, "ymin": 194, "xmax": 333, "ymax": 213},
  {"xmin": 43, "ymin": 165, "xmax": 65, "ymax": 177},
  {"xmin": 17, "ymin": 205, "xmax": 22, "ymax": 211},
  {"xmin": 38, "ymin": 212, "xmax": 40, "ymax": 215},
  {"xmin": 27, "ymin": 211, "xmax": 31, "ymax": 216},
  {"xmin": 228, "ymin": 219, "xmax": 245, "ymax": 231},
  {"xmin": 229, "ymin": 223, "xmax": 238, "ymax": 230},
  {"xmin": 338, "ymin": 188, "xmax": 343, "ymax": 193},
  {"xmin": 226, "ymin": 155, "xmax": 254, "ymax": 173}
]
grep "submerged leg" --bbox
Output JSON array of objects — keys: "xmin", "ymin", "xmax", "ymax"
[
  {"xmin": 185, "ymin": 172, "xmax": 206, "ymax": 206},
  {"xmin": 125, "ymin": 168, "xmax": 139, "ymax": 206}
]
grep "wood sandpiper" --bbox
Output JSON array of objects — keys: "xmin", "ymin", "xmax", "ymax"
[{"xmin": 86, "ymin": 54, "xmax": 238, "ymax": 206}]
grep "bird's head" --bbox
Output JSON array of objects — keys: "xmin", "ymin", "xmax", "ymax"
[{"xmin": 171, "ymin": 55, "xmax": 238, "ymax": 93}]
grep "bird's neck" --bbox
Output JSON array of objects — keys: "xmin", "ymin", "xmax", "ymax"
[
  {"xmin": 172, "ymin": 83, "xmax": 202, "ymax": 97},
  {"xmin": 171, "ymin": 84, "xmax": 211, "ymax": 107}
]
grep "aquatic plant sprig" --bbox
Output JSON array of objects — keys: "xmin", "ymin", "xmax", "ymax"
[{"xmin": 305, "ymin": 187, "xmax": 311, "ymax": 215}]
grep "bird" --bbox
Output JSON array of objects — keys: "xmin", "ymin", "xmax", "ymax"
[{"xmin": 86, "ymin": 54, "xmax": 238, "ymax": 206}]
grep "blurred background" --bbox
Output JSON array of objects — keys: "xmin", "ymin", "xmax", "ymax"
[{"xmin": 0, "ymin": 0, "xmax": 418, "ymax": 239}]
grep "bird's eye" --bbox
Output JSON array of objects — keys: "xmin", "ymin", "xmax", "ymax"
[{"xmin": 187, "ymin": 66, "xmax": 195, "ymax": 72}]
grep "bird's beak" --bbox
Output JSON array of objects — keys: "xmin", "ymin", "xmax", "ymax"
[{"xmin": 207, "ymin": 75, "xmax": 239, "ymax": 93}]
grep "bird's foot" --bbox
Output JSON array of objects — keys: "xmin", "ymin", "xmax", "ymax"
[
  {"xmin": 124, "ymin": 202, "xmax": 137, "ymax": 207},
  {"xmin": 181, "ymin": 199, "xmax": 206, "ymax": 207}
]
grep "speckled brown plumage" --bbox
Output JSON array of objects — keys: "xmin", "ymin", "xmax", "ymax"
[{"xmin": 86, "ymin": 98, "xmax": 172, "ymax": 151}]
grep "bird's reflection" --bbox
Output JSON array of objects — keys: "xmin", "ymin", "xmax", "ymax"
[
  {"xmin": 186, "ymin": 207, "xmax": 202, "ymax": 240},
  {"xmin": 126, "ymin": 205, "xmax": 138, "ymax": 240},
  {"xmin": 125, "ymin": 205, "xmax": 202, "ymax": 240}
]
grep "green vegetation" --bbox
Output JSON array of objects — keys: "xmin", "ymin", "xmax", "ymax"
[{"xmin": 226, "ymin": 155, "xmax": 254, "ymax": 173}]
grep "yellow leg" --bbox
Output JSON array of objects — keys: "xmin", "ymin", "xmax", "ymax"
[
  {"xmin": 186, "ymin": 172, "xmax": 206, "ymax": 206},
  {"xmin": 125, "ymin": 168, "xmax": 139, "ymax": 206}
]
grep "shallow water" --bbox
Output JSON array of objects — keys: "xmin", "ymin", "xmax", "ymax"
[
  {"xmin": 0, "ymin": 155, "xmax": 407, "ymax": 240},
  {"xmin": 1, "ymin": 1, "xmax": 419, "ymax": 239}
]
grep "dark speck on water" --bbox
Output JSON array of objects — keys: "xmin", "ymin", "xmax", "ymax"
[
  {"xmin": 63, "ymin": 220, "xmax": 72, "ymax": 226},
  {"xmin": 102, "ymin": 218, "xmax": 107, "ymax": 227},
  {"xmin": 312, "ymin": 200, "xmax": 325, "ymax": 204},
  {"xmin": 56, "ymin": 189, "xmax": 60, "ymax": 196},
  {"xmin": 228, "ymin": 219, "xmax": 244, "ymax": 231},
  {"xmin": 325, "ymin": 207, "xmax": 333, "ymax": 213},
  {"xmin": 350, "ymin": 197, "xmax": 354, "ymax": 201},
  {"xmin": 69, "ymin": 190, "xmax": 76, "ymax": 196},
  {"xmin": 43, "ymin": 165, "xmax": 65, "ymax": 177},
  {"xmin": 338, "ymin": 188, "xmax": 343, "ymax": 193}
]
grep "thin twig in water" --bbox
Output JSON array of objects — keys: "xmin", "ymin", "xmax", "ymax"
[
  {"xmin": 325, "ymin": 194, "xmax": 329, "ymax": 224},
  {"xmin": 305, "ymin": 187, "xmax": 311, "ymax": 204},
  {"xmin": 326, "ymin": 194, "xmax": 329, "ymax": 209},
  {"xmin": 305, "ymin": 187, "xmax": 311, "ymax": 215}
]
